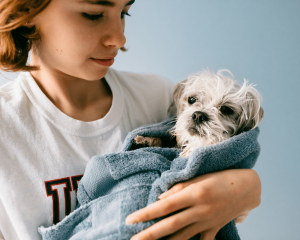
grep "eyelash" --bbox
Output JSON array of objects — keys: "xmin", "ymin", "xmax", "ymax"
[
  {"xmin": 121, "ymin": 12, "xmax": 131, "ymax": 19},
  {"xmin": 82, "ymin": 12, "xmax": 131, "ymax": 21}
]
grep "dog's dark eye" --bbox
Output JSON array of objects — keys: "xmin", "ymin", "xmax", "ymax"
[
  {"xmin": 220, "ymin": 106, "xmax": 234, "ymax": 115},
  {"xmin": 188, "ymin": 97, "xmax": 197, "ymax": 104}
]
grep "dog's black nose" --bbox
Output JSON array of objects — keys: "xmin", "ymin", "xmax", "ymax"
[{"xmin": 192, "ymin": 111, "xmax": 209, "ymax": 124}]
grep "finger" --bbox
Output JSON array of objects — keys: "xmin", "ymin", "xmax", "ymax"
[
  {"xmin": 126, "ymin": 187, "xmax": 194, "ymax": 224},
  {"xmin": 159, "ymin": 173, "xmax": 215, "ymax": 200},
  {"xmin": 159, "ymin": 183, "xmax": 187, "ymax": 199},
  {"xmin": 130, "ymin": 207, "xmax": 198, "ymax": 240},
  {"xmin": 165, "ymin": 223, "xmax": 203, "ymax": 240},
  {"xmin": 200, "ymin": 229, "xmax": 218, "ymax": 240}
]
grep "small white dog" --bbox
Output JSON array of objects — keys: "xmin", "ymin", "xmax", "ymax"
[
  {"xmin": 134, "ymin": 69, "xmax": 263, "ymax": 224},
  {"xmin": 134, "ymin": 69, "xmax": 264, "ymax": 157}
]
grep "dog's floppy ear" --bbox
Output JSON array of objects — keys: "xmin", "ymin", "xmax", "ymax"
[
  {"xmin": 236, "ymin": 89, "xmax": 264, "ymax": 134},
  {"xmin": 168, "ymin": 79, "xmax": 188, "ymax": 117}
]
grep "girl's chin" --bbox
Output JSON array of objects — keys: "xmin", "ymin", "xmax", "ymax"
[
  {"xmin": 32, "ymin": 56, "xmax": 111, "ymax": 81},
  {"xmin": 82, "ymin": 67, "xmax": 110, "ymax": 81},
  {"xmin": 58, "ymin": 62, "xmax": 110, "ymax": 81}
]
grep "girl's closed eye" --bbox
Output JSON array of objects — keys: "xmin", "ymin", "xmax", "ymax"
[
  {"xmin": 82, "ymin": 12, "xmax": 131, "ymax": 21},
  {"xmin": 82, "ymin": 13, "xmax": 104, "ymax": 21}
]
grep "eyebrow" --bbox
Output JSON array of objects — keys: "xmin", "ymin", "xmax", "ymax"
[{"xmin": 81, "ymin": 0, "xmax": 135, "ymax": 7}]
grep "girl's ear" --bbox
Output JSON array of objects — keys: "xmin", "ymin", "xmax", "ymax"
[
  {"xmin": 22, "ymin": 14, "xmax": 39, "ymax": 28},
  {"xmin": 168, "ymin": 79, "xmax": 188, "ymax": 117},
  {"xmin": 22, "ymin": 21, "xmax": 35, "ymax": 28}
]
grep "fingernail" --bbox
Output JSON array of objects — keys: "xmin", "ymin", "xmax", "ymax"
[
  {"xmin": 158, "ymin": 192, "xmax": 168, "ymax": 199},
  {"xmin": 126, "ymin": 215, "xmax": 137, "ymax": 224}
]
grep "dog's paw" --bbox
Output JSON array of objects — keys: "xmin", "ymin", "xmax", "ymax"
[
  {"xmin": 134, "ymin": 136, "xmax": 162, "ymax": 147},
  {"xmin": 134, "ymin": 135, "xmax": 145, "ymax": 145}
]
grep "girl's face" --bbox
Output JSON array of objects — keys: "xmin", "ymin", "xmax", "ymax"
[{"xmin": 31, "ymin": 0, "xmax": 134, "ymax": 80}]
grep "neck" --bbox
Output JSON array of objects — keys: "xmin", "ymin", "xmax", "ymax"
[{"xmin": 29, "ymin": 53, "xmax": 112, "ymax": 122}]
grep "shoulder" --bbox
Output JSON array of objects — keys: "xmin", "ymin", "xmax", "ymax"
[
  {"xmin": 0, "ymin": 73, "xmax": 29, "ymax": 124},
  {"xmin": 109, "ymin": 68, "xmax": 174, "ymax": 96},
  {"xmin": 0, "ymin": 75, "xmax": 24, "ymax": 107},
  {"xmin": 108, "ymin": 68, "xmax": 175, "ymax": 124}
]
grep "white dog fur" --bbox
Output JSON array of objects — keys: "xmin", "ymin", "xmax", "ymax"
[
  {"xmin": 168, "ymin": 69, "xmax": 264, "ymax": 156},
  {"xmin": 135, "ymin": 69, "xmax": 263, "ymax": 157},
  {"xmin": 134, "ymin": 69, "xmax": 264, "ymax": 224}
]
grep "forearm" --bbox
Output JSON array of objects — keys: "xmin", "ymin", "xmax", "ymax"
[
  {"xmin": 225, "ymin": 169, "xmax": 261, "ymax": 214},
  {"xmin": 160, "ymin": 168, "xmax": 261, "ymax": 214},
  {"xmin": 178, "ymin": 168, "xmax": 262, "ymax": 225},
  {"xmin": 126, "ymin": 169, "xmax": 262, "ymax": 240},
  {"xmin": 225, "ymin": 169, "xmax": 261, "ymax": 224}
]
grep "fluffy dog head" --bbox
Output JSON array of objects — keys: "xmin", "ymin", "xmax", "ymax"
[{"xmin": 169, "ymin": 69, "xmax": 264, "ymax": 150}]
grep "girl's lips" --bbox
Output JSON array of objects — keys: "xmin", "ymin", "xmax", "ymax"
[{"xmin": 92, "ymin": 58, "xmax": 114, "ymax": 67}]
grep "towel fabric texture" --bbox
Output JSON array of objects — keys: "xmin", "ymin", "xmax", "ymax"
[{"xmin": 38, "ymin": 117, "xmax": 260, "ymax": 240}]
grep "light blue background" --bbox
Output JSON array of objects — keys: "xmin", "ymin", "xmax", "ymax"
[{"xmin": 1, "ymin": 0, "xmax": 299, "ymax": 239}]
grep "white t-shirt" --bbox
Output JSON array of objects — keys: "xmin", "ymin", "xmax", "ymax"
[{"xmin": 0, "ymin": 68, "xmax": 174, "ymax": 240}]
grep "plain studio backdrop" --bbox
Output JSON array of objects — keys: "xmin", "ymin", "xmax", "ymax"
[{"xmin": 1, "ymin": 0, "xmax": 299, "ymax": 239}]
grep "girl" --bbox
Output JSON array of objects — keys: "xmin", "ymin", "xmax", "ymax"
[{"xmin": 0, "ymin": 0, "xmax": 261, "ymax": 239}]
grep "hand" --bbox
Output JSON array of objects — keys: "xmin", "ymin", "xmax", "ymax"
[{"xmin": 126, "ymin": 169, "xmax": 261, "ymax": 240}]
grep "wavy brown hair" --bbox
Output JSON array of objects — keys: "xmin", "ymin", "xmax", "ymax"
[
  {"xmin": 0, "ymin": 0, "xmax": 127, "ymax": 73},
  {"xmin": 0, "ymin": 0, "xmax": 51, "ymax": 72}
]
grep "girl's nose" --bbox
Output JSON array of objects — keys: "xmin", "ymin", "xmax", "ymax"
[{"xmin": 102, "ymin": 18, "xmax": 126, "ymax": 49}]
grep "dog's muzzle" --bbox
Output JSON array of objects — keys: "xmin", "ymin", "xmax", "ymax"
[{"xmin": 192, "ymin": 111, "xmax": 209, "ymax": 125}]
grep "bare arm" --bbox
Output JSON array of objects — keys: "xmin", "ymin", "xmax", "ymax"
[{"xmin": 126, "ymin": 169, "xmax": 261, "ymax": 240}]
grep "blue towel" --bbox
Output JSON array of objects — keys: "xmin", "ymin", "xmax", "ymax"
[{"xmin": 38, "ymin": 117, "xmax": 260, "ymax": 240}]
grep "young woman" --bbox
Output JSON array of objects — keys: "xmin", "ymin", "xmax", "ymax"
[{"xmin": 0, "ymin": 0, "xmax": 261, "ymax": 239}]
